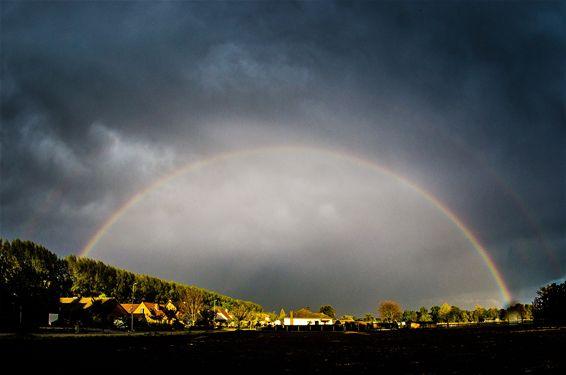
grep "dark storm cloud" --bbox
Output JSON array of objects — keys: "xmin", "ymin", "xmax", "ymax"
[{"xmin": 1, "ymin": 1, "xmax": 564, "ymax": 312}]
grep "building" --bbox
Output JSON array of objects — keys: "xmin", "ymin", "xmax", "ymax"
[
  {"xmin": 283, "ymin": 308, "xmax": 333, "ymax": 326},
  {"xmin": 120, "ymin": 301, "xmax": 181, "ymax": 326},
  {"xmin": 214, "ymin": 307, "xmax": 234, "ymax": 326},
  {"xmin": 59, "ymin": 297, "xmax": 129, "ymax": 327}
]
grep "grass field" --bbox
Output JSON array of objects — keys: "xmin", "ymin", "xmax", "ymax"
[{"xmin": 2, "ymin": 326, "xmax": 565, "ymax": 372}]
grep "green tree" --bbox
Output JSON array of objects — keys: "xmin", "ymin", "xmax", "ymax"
[
  {"xmin": 378, "ymin": 300, "xmax": 402, "ymax": 322},
  {"xmin": 364, "ymin": 313, "xmax": 375, "ymax": 322},
  {"xmin": 417, "ymin": 307, "xmax": 431, "ymax": 322},
  {"xmin": 402, "ymin": 310, "xmax": 418, "ymax": 322},
  {"xmin": 473, "ymin": 304, "xmax": 487, "ymax": 322},
  {"xmin": 430, "ymin": 305, "xmax": 441, "ymax": 323},
  {"xmin": 266, "ymin": 311, "xmax": 278, "ymax": 324},
  {"xmin": 439, "ymin": 303, "xmax": 452, "ymax": 325},
  {"xmin": 177, "ymin": 287, "xmax": 205, "ymax": 326},
  {"xmin": 486, "ymin": 307, "xmax": 499, "ymax": 321},
  {"xmin": 524, "ymin": 304, "xmax": 533, "ymax": 321},
  {"xmin": 0, "ymin": 239, "xmax": 71, "ymax": 327},
  {"xmin": 460, "ymin": 309, "xmax": 472, "ymax": 322},
  {"xmin": 319, "ymin": 304, "xmax": 336, "ymax": 319},
  {"xmin": 507, "ymin": 303, "xmax": 529, "ymax": 322},
  {"xmin": 232, "ymin": 303, "xmax": 253, "ymax": 329},
  {"xmin": 196, "ymin": 303, "xmax": 215, "ymax": 327},
  {"xmin": 447, "ymin": 305, "xmax": 461, "ymax": 323},
  {"xmin": 533, "ymin": 281, "xmax": 566, "ymax": 324}
]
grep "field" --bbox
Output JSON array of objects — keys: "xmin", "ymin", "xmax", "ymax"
[{"xmin": 2, "ymin": 326, "xmax": 565, "ymax": 372}]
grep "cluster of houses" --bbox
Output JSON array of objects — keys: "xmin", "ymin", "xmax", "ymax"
[
  {"xmin": 55, "ymin": 297, "xmax": 235, "ymax": 329},
  {"xmin": 54, "ymin": 297, "xmax": 337, "ymax": 331}
]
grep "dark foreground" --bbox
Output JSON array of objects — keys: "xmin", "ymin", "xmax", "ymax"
[{"xmin": 2, "ymin": 326, "xmax": 565, "ymax": 373}]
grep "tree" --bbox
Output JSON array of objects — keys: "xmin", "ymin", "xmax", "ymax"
[
  {"xmin": 402, "ymin": 310, "xmax": 418, "ymax": 322},
  {"xmin": 177, "ymin": 287, "xmax": 205, "ymax": 326},
  {"xmin": 1, "ymin": 239, "xmax": 71, "ymax": 327},
  {"xmin": 499, "ymin": 308, "xmax": 507, "ymax": 322},
  {"xmin": 430, "ymin": 305, "xmax": 441, "ymax": 323},
  {"xmin": 232, "ymin": 303, "xmax": 253, "ymax": 329},
  {"xmin": 364, "ymin": 313, "xmax": 375, "ymax": 322},
  {"xmin": 319, "ymin": 304, "xmax": 336, "ymax": 319},
  {"xmin": 459, "ymin": 309, "xmax": 472, "ymax": 323},
  {"xmin": 473, "ymin": 304, "xmax": 487, "ymax": 322},
  {"xmin": 418, "ymin": 307, "xmax": 431, "ymax": 322},
  {"xmin": 439, "ymin": 303, "xmax": 452, "ymax": 325},
  {"xmin": 278, "ymin": 308, "xmax": 286, "ymax": 322},
  {"xmin": 533, "ymin": 281, "xmax": 566, "ymax": 324},
  {"xmin": 507, "ymin": 303, "xmax": 530, "ymax": 323},
  {"xmin": 524, "ymin": 304, "xmax": 533, "ymax": 321},
  {"xmin": 486, "ymin": 307, "xmax": 499, "ymax": 321},
  {"xmin": 449, "ymin": 306, "xmax": 470, "ymax": 323},
  {"xmin": 196, "ymin": 304, "xmax": 215, "ymax": 326},
  {"xmin": 266, "ymin": 311, "xmax": 278, "ymax": 324},
  {"xmin": 378, "ymin": 300, "xmax": 402, "ymax": 322}
]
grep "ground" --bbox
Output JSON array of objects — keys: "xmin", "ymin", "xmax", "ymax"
[{"xmin": 1, "ymin": 326, "xmax": 565, "ymax": 372}]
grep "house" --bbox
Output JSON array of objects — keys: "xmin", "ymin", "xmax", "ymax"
[
  {"xmin": 283, "ymin": 308, "xmax": 333, "ymax": 326},
  {"xmin": 59, "ymin": 297, "xmax": 129, "ymax": 327},
  {"xmin": 121, "ymin": 303, "xmax": 139, "ymax": 315},
  {"xmin": 120, "ymin": 301, "xmax": 181, "ymax": 326},
  {"xmin": 213, "ymin": 307, "xmax": 234, "ymax": 326}
]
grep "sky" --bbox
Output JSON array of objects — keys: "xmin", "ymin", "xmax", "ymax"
[{"xmin": 1, "ymin": 1, "xmax": 565, "ymax": 316}]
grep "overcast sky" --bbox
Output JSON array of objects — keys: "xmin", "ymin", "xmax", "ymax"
[{"xmin": 1, "ymin": 1, "xmax": 564, "ymax": 316}]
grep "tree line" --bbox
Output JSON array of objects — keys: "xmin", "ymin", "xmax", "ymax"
[
  {"xmin": 320, "ymin": 289, "xmax": 565, "ymax": 327},
  {"xmin": 0, "ymin": 238, "xmax": 262, "ymax": 328},
  {"xmin": 1, "ymin": 238, "xmax": 564, "ymax": 329},
  {"xmin": 375, "ymin": 299, "xmax": 535, "ymax": 325}
]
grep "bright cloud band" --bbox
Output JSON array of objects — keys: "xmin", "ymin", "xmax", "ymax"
[{"xmin": 79, "ymin": 145, "xmax": 513, "ymax": 305}]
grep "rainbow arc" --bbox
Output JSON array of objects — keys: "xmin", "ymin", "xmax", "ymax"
[{"xmin": 79, "ymin": 145, "xmax": 513, "ymax": 305}]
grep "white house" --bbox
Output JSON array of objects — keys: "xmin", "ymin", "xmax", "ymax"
[
  {"xmin": 214, "ymin": 307, "xmax": 234, "ymax": 325},
  {"xmin": 283, "ymin": 308, "xmax": 333, "ymax": 326}
]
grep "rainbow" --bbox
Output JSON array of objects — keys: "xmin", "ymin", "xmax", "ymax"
[{"xmin": 79, "ymin": 145, "xmax": 513, "ymax": 305}]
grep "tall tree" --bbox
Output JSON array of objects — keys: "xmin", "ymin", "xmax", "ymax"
[
  {"xmin": 533, "ymin": 281, "xmax": 566, "ymax": 324},
  {"xmin": 448, "ymin": 305, "xmax": 463, "ymax": 323},
  {"xmin": 378, "ymin": 300, "xmax": 402, "ymax": 322},
  {"xmin": 319, "ymin": 304, "xmax": 336, "ymax": 319},
  {"xmin": 0, "ymin": 239, "xmax": 71, "ymax": 327},
  {"xmin": 177, "ymin": 287, "xmax": 205, "ymax": 326},
  {"xmin": 418, "ymin": 307, "xmax": 431, "ymax": 322},
  {"xmin": 473, "ymin": 305, "xmax": 487, "ymax": 322},
  {"xmin": 439, "ymin": 303, "xmax": 452, "ymax": 325},
  {"xmin": 506, "ymin": 303, "xmax": 529, "ymax": 322},
  {"xmin": 231, "ymin": 303, "xmax": 253, "ymax": 329},
  {"xmin": 430, "ymin": 305, "xmax": 441, "ymax": 323}
]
